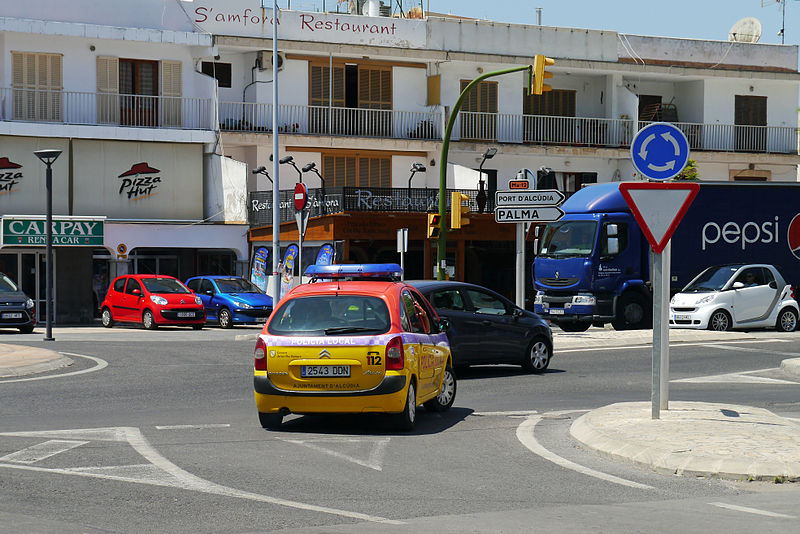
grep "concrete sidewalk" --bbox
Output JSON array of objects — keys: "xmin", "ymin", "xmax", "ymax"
[{"xmin": 1, "ymin": 329, "xmax": 799, "ymax": 483}]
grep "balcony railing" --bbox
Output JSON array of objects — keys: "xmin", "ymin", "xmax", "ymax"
[
  {"xmin": 0, "ymin": 88, "xmax": 214, "ymax": 130},
  {"xmin": 639, "ymin": 120, "xmax": 798, "ymax": 155}
]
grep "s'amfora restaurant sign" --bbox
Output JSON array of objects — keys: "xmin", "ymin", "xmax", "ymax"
[{"xmin": 1, "ymin": 217, "xmax": 105, "ymax": 246}]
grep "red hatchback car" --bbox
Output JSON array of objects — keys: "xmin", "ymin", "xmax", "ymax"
[{"xmin": 100, "ymin": 274, "xmax": 205, "ymax": 329}]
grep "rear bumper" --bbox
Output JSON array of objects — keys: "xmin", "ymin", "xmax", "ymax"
[{"xmin": 254, "ymin": 372, "xmax": 408, "ymax": 415}]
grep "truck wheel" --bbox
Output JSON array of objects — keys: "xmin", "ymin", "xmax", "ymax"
[
  {"xmin": 776, "ymin": 308, "xmax": 797, "ymax": 332},
  {"xmin": 708, "ymin": 310, "xmax": 732, "ymax": 331},
  {"xmin": 557, "ymin": 321, "xmax": 591, "ymax": 332},
  {"xmin": 612, "ymin": 293, "xmax": 651, "ymax": 331}
]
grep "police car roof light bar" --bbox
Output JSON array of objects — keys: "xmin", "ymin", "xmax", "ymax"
[{"xmin": 305, "ymin": 263, "xmax": 403, "ymax": 281}]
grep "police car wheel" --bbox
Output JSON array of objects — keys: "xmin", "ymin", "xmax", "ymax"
[
  {"xmin": 258, "ymin": 411, "xmax": 283, "ymax": 429},
  {"xmin": 776, "ymin": 308, "xmax": 797, "ymax": 332},
  {"xmin": 397, "ymin": 381, "xmax": 417, "ymax": 431},
  {"xmin": 425, "ymin": 365, "xmax": 456, "ymax": 412},
  {"xmin": 522, "ymin": 338, "xmax": 551, "ymax": 373}
]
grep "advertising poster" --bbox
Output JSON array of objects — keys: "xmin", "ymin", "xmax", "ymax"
[
  {"xmin": 250, "ymin": 247, "xmax": 269, "ymax": 292},
  {"xmin": 280, "ymin": 244, "xmax": 299, "ymax": 299},
  {"xmin": 315, "ymin": 243, "xmax": 335, "ymax": 266}
]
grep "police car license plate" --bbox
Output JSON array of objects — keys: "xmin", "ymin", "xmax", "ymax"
[
  {"xmin": 549, "ymin": 309, "xmax": 565, "ymax": 315},
  {"xmin": 177, "ymin": 311, "xmax": 195, "ymax": 318},
  {"xmin": 2, "ymin": 312, "xmax": 22, "ymax": 319},
  {"xmin": 302, "ymin": 365, "xmax": 350, "ymax": 378}
]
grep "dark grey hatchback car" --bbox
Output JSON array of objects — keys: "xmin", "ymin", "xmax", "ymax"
[
  {"xmin": 408, "ymin": 280, "xmax": 553, "ymax": 373},
  {"xmin": 0, "ymin": 273, "xmax": 36, "ymax": 334}
]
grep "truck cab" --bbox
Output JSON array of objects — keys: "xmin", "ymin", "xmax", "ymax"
[{"xmin": 533, "ymin": 183, "xmax": 652, "ymax": 331}]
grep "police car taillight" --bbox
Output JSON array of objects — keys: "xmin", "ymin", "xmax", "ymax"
[
  {"xmin": 385, "ymin": 336, "xmax": 404, "ymax": 370},
  {"xmin": 254, "ymin": 337, "xmax": 267, "ymax": 371}
]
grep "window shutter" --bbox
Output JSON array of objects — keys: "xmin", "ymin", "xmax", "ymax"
[
  {"xmin": 12, "ymin": 52, "xmax": 25, "ymax": 119},
  {"xmin": 160, "ymin": 60, "xmax": 182, "ymax": 127},
  {"xmin": 11, "ymin": 52, "xmax": 62, "ymax": 121},
  {"xmin": 97, "ymin": 56, "xmax": 119, "ymax": 124}
]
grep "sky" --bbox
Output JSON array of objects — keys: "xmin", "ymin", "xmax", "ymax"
[{"xmin": 286, "ymin": 1, "xmax": 800, "ymax": 47}]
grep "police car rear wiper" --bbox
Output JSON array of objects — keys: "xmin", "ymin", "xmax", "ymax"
[{"xmin": 324, "ymin": 326, "xmax": 383, "ymax": 335}]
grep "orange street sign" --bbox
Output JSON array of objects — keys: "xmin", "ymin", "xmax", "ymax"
[{"xmin": 509, "ymin": 180, "xmax": 529, "ymax": 189}]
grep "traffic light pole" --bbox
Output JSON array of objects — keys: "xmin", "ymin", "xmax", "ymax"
[{"xmin": 437, "ymin": 65, "xmax": 532, "ymax": 280}]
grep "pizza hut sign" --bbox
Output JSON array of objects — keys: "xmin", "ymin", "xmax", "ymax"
[
  {"xmin": 118, "ymin": 162, "xmax": 162, "ymax": 200},
  {"xmin": 0, "ymin": 157, "xmax": 23, "ymax": 195}
]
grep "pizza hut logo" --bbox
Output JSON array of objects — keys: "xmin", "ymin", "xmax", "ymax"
[
  {"xmin": 118, "ymin": 162, "xmax": 162, "ymax": 200},
  {"xmin": 0, "ymin": 157, "xmax": 23, "ymax": 195}
]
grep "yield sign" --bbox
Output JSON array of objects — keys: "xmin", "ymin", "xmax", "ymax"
[{"xmin": 619, "ymin": 182, "xmax": 699, "ymax": 253}]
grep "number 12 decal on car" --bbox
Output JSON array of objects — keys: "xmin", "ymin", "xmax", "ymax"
[{"xmin": 366, "ymin": 352, "xmax": 382, "ymax": 366}]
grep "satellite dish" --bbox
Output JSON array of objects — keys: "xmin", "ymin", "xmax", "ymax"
[{"xmin": 729, "ymin": 17, "xmax": 762, "ymax": 43}]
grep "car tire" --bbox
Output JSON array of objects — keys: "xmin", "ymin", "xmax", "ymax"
[
  {"xmin": 424, "ymin": 365, "xmax": 456, "ymax": 412},
  {"xmin": 191, "ymin": 324, "xmax": 203, "ymax": 330},
  {"xmin": 101, "ymin": 307, "xmax": 114, "ymax": 328},
  {"xmin": 708, "ymin": 309, "xmax": 732, "ymax": 331},
  {"xmin": 522, "ymin": 337, "xmax": 552, "ymax": 373},
  {"xmin": 776, "ymin": 308, "xmax": 798, "ymax": 332},
  {"xmin": 258, "ymin": 411, "xmax": 283, "ymax": 430},
  {"xmin": 557, "ymin": 321, "xmax": 591, "ymax": 332},
  {"xmin": 218, "ymin": 307, "xmax": 233, "ymax": 329},
  {"xmin": 142, "ymin": 309, "xmax": 158, "ymax": 330},
  {"xmin": 18, "ymin": 324, "xmax": 34, "ymax": 334},
  {"xmin": 396, "ymin": 380, "xmax": 417, "ymax": 431},
  {"xmin": 612, "ymin": 292, "xmax": 652, "ymax": 331}
]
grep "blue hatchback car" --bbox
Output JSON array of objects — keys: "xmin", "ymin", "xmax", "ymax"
[{"xmin": 185, "ymin": 276, "xmax": 273, "ymax": 328}]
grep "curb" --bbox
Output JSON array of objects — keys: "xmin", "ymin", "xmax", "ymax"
[
  {"xmin": 780, "ymin": 358, "xmax": 800, "ymax": 379},
  {"xmin": 0, "ymin": 354, "xmax": 73, "ymax": 378}
]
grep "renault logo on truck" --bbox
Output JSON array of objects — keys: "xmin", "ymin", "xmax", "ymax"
[{"xmin": 701, "ymin": 217, "xmax": 780, "ymax": 251}]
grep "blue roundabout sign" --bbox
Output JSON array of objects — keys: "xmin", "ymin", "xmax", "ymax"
[{"xmin": 630, "ymin": 122, "xmax": 690, "ymax": 181}]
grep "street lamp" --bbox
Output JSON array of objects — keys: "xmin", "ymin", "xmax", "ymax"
[
  {"xmin": 279, "ymin": 155, "xmax": 303, "ymax": 182},
  {"xmin": 33, "ymin": 148, "xmax": 62, "ymax": 342},
  {"xmin": 476, "ymin": 147, "xmax": 496, "ymax": 213},
  {"xmin": 302, "ymin": 161, "xmax": 326, "ymax": 214},
  {"xmin": 407, "ymin": 162, "xmax": 426, "ymax": 211},
  {"xmin": 251, "ymin": 165, "xmax": 273, "ymax": 183}
]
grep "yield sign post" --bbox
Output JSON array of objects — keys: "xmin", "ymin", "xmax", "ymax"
[{"xmin": 619, "ymin": 182, "xmax": 699, "ymax": 419}]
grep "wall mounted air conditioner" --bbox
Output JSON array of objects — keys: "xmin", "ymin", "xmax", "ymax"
[{"xmin": 258, "ymin": 51, "xmax": 285, "ymax": 71}]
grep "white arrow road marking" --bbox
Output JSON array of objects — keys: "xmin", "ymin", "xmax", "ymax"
[
  {"xmin": 673, "ymin": 370, "xmax": 797, "ymax": 385},
  {"xmin": 703, "ymin": 343, "xmax": 800, "ymax": 358},
  {"xmin": 0, "ymin": 439, "xmax": 88, "ymax": 464},
  {"xmin": 155, "ymin": 424, "xmax": 231, "ymax": 430},
  {"xmin": 277, "ymin": 437, "xmax": 390, "ymax": 471},
  {"xmin": 638, "ymin": 133, "xmax": 655, "ymax": 159},
  {"xmin": 662, "ymin": 131, "xmax": 681, "ymax": 155},
  {"xmin": 0, "ymin": 352, "xmax": 107, "ymax": 384},
  {"xmin": 709, "ymin": 502, "xmax": 796, "ymax": 519},
  {"xmin": 516, "ymin": 413, "xmax": 654, "ymax": 490},
  {"xmin": 0, "ymin": 427, "xmax": 402, "ymax": 525}
]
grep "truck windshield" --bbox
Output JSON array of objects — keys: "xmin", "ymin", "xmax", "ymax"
[
  {"xmin": 682, "ymin": 265, "xmax": 742, "ymax": 292},
  {"xmin": 538, "ymin": 221, "xmax": 597, "ymax": 258}
]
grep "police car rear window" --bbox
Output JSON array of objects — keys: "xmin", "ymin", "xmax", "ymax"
[{"xmin": 268, "ymin": 295, "xmax": 391, "ymax": 336}]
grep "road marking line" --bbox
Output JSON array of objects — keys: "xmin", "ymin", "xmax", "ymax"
[
  {"xmin": 709, "ymin": 502, "xmax": 796, "ymax": 519},
  {"xmin": 558, "ymin": 338, "xmax": 791, "ymax": 353},
  {"xmin": 0, "ymin": 427, "xmax": 402, "ymax": 524},
  {"xmin": 704, "ymin": 343, "xmax": 800, "ymax": 358},
  {"xmin": 673, "ymin": 371, "xmax": 797, "ymax": 385},
  {"xmin": 516, "ymin": 414, "xmax": 654, "ymax": 490},
  {"xmin": 0, "ymin": 353, "xmax": 107, "ymax": 383},
  {"xmin": 155, "ymin": 424, "xmax": 231, "ymax": 430},
  {"xmin": 0, "ymin": 439, "xmax": 88, "ymax": 464},
  {"xmin": 471, "ymin": 410, "xmax": 539, "ymax": 417},
  {"xmin": 277, "ymin": 437, "xmax": 390, "ymax": 471}
]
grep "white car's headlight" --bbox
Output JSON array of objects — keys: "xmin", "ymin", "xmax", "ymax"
[
  {"xmin": 696, "ymin": 295, "xmax": 715, "ymax": 305},
  {"xmin": 25, "ymin": 298, "xmax": 35, "ymax": 309},
  {"xmin": 194, "ymin": 296, "xmax": 203, "ymax": 305},
  {"xmin": 150, "ymin": 295, "xmax": 168, "ymax": 305},
  {"xmin": 572, "ymin": 295, "xmax": 596, "ymax": 305}
]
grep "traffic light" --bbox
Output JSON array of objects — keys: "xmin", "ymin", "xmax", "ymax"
[
  {"xmin": 427, "ymin": 213, "xmax": 441, "ymax": 239},
  {"xmin": 450, "ymin": 192, "xmax": 471, "ymax": 230},
  {"xmin": 532, "ymin": 54, "xmax": 554, "ymax": 95}
]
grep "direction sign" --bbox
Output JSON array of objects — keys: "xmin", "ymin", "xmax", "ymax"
[
  {"xmin": 630, "ymin": 122, "xmax": 690, "ymax": 181},
  {"xmin": 294, "ymin": 182, "xmax": 308, "ymax": 211},
  {"xmin": 619, "ymin": 182, "xmax": 699, "ymax": 253},
  {"xmin": 495, "ymin": 189, "xmax": 566, "ymax": 207},
  {"xmin": 495, "ymin": 206, "xmax": 564, "ymax": 223}
]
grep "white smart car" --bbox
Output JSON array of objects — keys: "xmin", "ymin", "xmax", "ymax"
[{"xmin": 670, "ymin": 264, "xmax": 798, "ymax": 332}]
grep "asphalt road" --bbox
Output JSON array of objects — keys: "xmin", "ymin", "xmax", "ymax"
[{"xmin": 0, "ymin": 326, "xmax": 799, "ymax": 533}]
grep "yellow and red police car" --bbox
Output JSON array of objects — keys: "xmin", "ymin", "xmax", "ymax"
[{"xmin": 253, "ymin": 263, "xmax": 455, "ymax": 431}]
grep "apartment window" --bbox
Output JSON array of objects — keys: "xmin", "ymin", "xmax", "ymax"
[
  {"xmin": 460, "ymin": 80, "xmax": 497, "ymax": 140},
  {"xmin": 309, "ymin": 62, "xmax": 392, "ymax": 136},
  {"xmin": 322, "ymin": 152, "xmax": 391, "ymax": 188},
  {"xmin": 638, "ymin": 95, "xmax": 663, "ymax": 121},
  {"xmin": 523, "ymin": 89, "xmax": 575, "ymax": 144},
  {"xmin": 201, "ymin": 61, "xmax": 232, "ymax": 88},
  {"xmin": 524, "ymin": 89, "xmax": 576, "ymax": 117},
  {"xmin": 735, "ymin": 95, "xmax": 767, "ymax": 152},
  {"xmin": 11, "ymin": 51, "xmax": 63, "ymax": 121}
]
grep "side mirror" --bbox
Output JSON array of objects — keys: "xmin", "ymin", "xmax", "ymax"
[
  {"xmin": 438, "ymin": 318, "xmax": 450, "ymax": 333},
  {"xmin": 731, "ymin": 281, "xmax": 745, "ymax": 289},
  {"xmin": 512, "ymin": 308, "xmax": 524, "ymax": 318},
  {"xmin": 131, "ymin": 288, "xmax": 141, "ymax": 296},
  {"xmin": 606, "ymin": 237, "xmax": 619, "ymax": 256},
  {"xmin": 769, "ymin": 281, "xmax": 777, "ymax": 289}
]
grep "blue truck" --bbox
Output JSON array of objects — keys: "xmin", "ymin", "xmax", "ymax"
[{"xmin": 532, "ymin": 181, "xmax": 800, "ymax": 331}]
